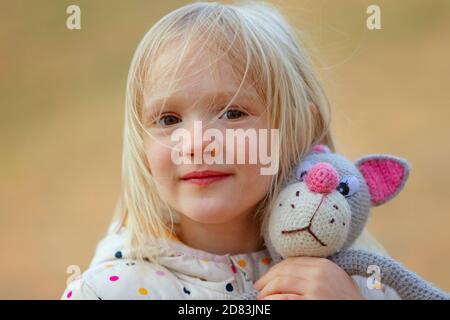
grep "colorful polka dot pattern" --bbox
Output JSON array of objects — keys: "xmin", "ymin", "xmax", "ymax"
[
  {"xmin": 237, "ymin": 259, "xmax": 247, "ymax": 268},
  {"xmin": 109, "ymin": 275, "xmax": 119, "ymax": 282},
  {"xmin": 225, "ymin": 283, "xmax": 234, "ymax": 292},
  {"xmin": 64, "ymin": 247, "xmax": 274, "ymax": 299},
  {"xmin": 138, "ymin": 287, "xmax": 148, "ymax": 295}
]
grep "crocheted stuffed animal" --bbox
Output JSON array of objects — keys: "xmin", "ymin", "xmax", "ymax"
[{"xmin": 238, "ymin": 145, "xmax": 449, "ymax": 300}]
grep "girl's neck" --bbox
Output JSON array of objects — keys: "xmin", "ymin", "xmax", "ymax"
[{"xmin": 175, "ymin": 211, "xmax": 265, "ymax": 256}]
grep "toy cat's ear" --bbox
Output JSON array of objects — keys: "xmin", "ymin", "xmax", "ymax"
[
  {"xmin": 308, "ymin": 144, "xmax": 331, "ymax": 155},
  {"xmin": 355, "ymin": 155, "xmax": 410, "ymax": 206}
]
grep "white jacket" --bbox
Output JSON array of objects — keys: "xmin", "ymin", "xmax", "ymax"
[{"xmin": 61, "ymin": 223, "xmax": 401, "ymax": 300}]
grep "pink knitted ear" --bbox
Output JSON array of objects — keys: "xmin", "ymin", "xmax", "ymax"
[
  {"xmin": 356, "ymin": 155, "xmax": 410, "ymax": 206},
  {"xmin": 310, "ymin": 144, "xmax": 331, "ymax": 154}
]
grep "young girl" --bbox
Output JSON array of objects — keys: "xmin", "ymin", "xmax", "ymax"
[{"xmin": 61, "ymin": 1, "xmax": 400, "ymax": 300}]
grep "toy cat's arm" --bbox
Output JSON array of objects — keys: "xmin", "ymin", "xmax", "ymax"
[
  {"xmin": 328, "ymin": 249, "xmax": 450, "ymax": 300},
  {"xmin": 233, "ymin": 250, "xmax": 450, "ymax": 300},
  {"xmin": 232, "ymin": 249, "xmax": 450, "ymax": 300},
  {"xmin": 233, "ymin": 290, "xmax": 258, "ymax": 300}
]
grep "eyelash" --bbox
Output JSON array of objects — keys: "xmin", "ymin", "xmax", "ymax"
[
  {"xmin": 157, "ymin": 113, "xmax": 182, "ymax": 127},
  {"xmin": 219, "ymin": 106, "xmax": 249, "ymax": 120},
  {"xmin": 154, "ymin": 106, "xmax": 249, "ymax": 127}
]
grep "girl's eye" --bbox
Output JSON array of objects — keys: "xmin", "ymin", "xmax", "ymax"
[
  {"xmin": 158, "ymin": 114, "xmax": 181, "ymax": 126},
  {"xmin": 219, "ymin": 108, "xmax": 248, "ymax": 120},
  {"xmin": 336, "ymin": 175, "xmax": 360, "ymax": 197},
  {"xmin": 296, "ymin": 160, "xmax": 313, "ymax": 182}
]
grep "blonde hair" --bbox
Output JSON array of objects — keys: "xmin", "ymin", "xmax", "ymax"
[{"xmin": 110, "ymin": 0, "xmax": 384, "ymax": 263}]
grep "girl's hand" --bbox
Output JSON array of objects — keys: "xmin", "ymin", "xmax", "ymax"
[{"xmin": 253, "ymin": 256, "xmax": 364, "ymax": 300}]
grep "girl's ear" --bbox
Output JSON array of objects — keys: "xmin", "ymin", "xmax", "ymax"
[{"xmin": 355, "ymin": 154, "xmax": 410, "ymax": 206}]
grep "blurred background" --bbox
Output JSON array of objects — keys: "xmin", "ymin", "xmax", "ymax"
[{"xmin": 1, "ymin": 0, "xmax": 449, "ymax": 299}]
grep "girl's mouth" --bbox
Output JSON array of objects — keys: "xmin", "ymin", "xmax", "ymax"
[{"xmin": 180, "ymin": 170, "xmax": 231, "ymax": 186}]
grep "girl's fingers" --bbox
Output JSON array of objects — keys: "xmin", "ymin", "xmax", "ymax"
[
  {"xmin": 254, "ymin": 264, "xmax": 317, "ymax": 291},
  {"xmin": 256, "ymin": 275, "xmax": 310, "ymax": 299},
  {"xmin": 261, "ymin": 293, "xmax": 305, "ymax": 300},
  {"xmin": 274, "ymin": 256, "xmax": 329, "ymax": 269},
  {"xmin": 256, "ymin": 257, "xmax": 327, "ymax": 284}
]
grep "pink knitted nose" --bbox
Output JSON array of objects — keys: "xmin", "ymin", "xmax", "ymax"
[{"xmin": 305, "ymin": 162, "xmax": 339, "ymax": 194}]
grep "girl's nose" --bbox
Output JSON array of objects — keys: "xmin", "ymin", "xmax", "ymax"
[
  {"xmin": 180, "ymin": 120, "xmax": 219, "ymax": 161},
  {"xmin": 305, "ymin": 162, "xmax": 339, "ymax": 194}
]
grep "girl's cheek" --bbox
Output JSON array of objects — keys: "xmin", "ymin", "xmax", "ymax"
[
  {"xmin": 235, "ymin": 164, "xmax": 272, "ymax": 192},
  {"xmin": 234, "ymin": 167, "xmax": 273, "ymax": 212},
  {"xmin": 144, "ymin": 139, "xmax": 175, "ymax": 178}
]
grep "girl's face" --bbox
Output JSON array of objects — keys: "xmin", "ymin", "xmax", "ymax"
[{"xmin": 142, "ymin": 46, "xmax": 273, "ymax": 226}]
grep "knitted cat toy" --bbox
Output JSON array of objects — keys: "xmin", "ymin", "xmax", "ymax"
[{"xmin": 238, "ymin": 145, "xmax": 449, "ymax": 300}]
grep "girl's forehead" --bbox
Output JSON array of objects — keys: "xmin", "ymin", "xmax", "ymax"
[
  {"xmin": 144, "ymin": 50, "xmax": 259, "ymax": 109},
  {"xmin": 146, "ymin": 41, "xmax": 228, "ymax": 89}
]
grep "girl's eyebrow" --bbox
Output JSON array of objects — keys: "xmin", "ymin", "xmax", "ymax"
[{"xmin": 146, "ymin": 90, "xmax": 258, "ymax": 109}]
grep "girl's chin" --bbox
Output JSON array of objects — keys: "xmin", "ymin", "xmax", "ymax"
[{"xmin": 179, "ymin": 207, "xmax": 241, "ymax": 223}]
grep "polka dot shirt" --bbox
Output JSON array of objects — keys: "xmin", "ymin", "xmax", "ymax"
[{"xmin": 61, "ymin": 226, "xmax": 274, "ymax": 300}]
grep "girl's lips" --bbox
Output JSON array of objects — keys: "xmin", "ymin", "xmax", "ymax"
[{"xmin": 180, "ymin": 170, "xmax": 231, "ymax": 186}]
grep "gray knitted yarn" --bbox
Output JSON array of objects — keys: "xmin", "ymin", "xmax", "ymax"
[
  {"xmin": 234, "ymin": 250, "xmax": 450, "ymax": 300},
  {"xmin": 231, "ymin": 145, "xmax": 450, "ymax": 300},
  {"xmin": 328, "ymin": 249, "xmax": 449, "ymax": 300}
]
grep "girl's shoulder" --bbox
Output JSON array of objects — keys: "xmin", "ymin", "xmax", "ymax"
[
  {"xmin": 61, "ymin": 258, "xmax": 183, "ymax": 300},
  {"xmin": 61, "ymin": 226, "xmax": 185, "ymax": 300},
  {"xmin": 61, "ymin": 223, "xmax": 272, "ymax": 300}
]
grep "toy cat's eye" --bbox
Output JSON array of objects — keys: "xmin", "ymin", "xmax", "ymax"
[
  {"xmin": 296, "ymin": 160, "xmax": 313, "ymax": 181},
  {"xmin": 336, "ymin": 175, "xmax": 360, "ymax": 197}
]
